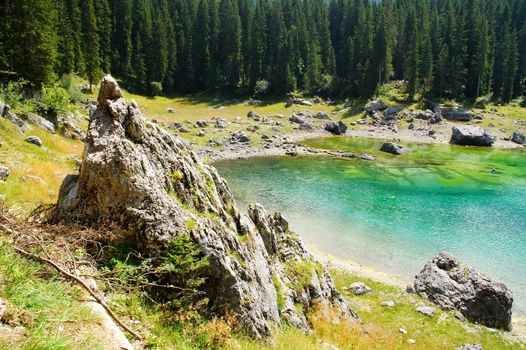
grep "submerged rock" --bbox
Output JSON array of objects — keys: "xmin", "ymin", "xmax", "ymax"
[
  {"xmin": 450, "ymin": 126, "xmax": 495, "ymax": 146},
  {"xmin": 380, "ymin": 142, "xmax": 412, "ymax": 155},
  {"xmin": 414, "ymin": 252, "xmax": 513, "ymax": 330},
  {"xmin": 53, "ymin": 75, "xmax": 355, "ymax": 339}
]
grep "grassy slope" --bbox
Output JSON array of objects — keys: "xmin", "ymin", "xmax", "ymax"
[
  {"xmin": 1, "ymin": 90, "xmax": 525, "ymax": 349},
  {"xmin": 0, "ymin": 238, "xmax": 105, "ymax": 350}
]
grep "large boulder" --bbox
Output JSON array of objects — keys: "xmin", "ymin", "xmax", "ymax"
[
  {"xmin": 380, "ymin": 142, "xmax": 412, "ymax": 155},
  {"xmin": 52, "ymin": 75, "xmax": 355, "ymax": 339},
  {"xmin": 325, "ymin": 121, "xmax": 348, "ymax": 135},
  {"xmin": 511, "ymin": 131, "xmax": 525, "ymax": 145},
  {"xmin": 433, "ymin": 105, "xmax": 474, "ymax": 121},
  {"xmin": 450, "ymin": 126, "xmax": 495, "ymax": 146},
  {"xmin": 414, "ymin": 252, "xmax": 513, "ymax": 330},
  {"xmin": 21, "ymin": 113, "xmax": 56, "ymax": 133},
  {"xmin": 230, "ymin": 131, "xmax": 250, "ymax": 143}
]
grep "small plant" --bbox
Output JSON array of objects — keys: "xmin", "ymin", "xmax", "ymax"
[
  {"xmin": 0, "ymin": 79, "xmax": 28, "ymax": 108},
  {"xmin": 150, "ymin": 81, "xmax": 163, "ymax": 96},
  {"xmin": 58, "ymin": 73, "xmax": 86, "ymax": 103}
]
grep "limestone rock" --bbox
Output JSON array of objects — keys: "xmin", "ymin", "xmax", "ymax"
[
  {"xmin": 455, "ymin": 344, "xmax": 482, "ymax": 350},
  {"xmin": 450, "ymin": 126, "xmax": 495, "ymax": 146},
  {"xmin": 24, "ymin": 136, "xmax": 43, "ymax": 147},
  {"xmin": 381, "ymin": 300, "xmax": 395, "ymax": 307},
  {"xmin": 380, "ymin": 142, "xmax": 412, "ymax": 155},
  {"xmin": 433, "ymin": 105, "xmax": 474, "ymax": 121},
  {"xmin": 21, "ymin": 113, "xmax": 56, "ymax": 133},
  {"xmin": 0, "ymin": 166, "xmax": 9, "ymax": 182},
  {"xmin": 230, "ymin": 131, "xmax": 250, "ymax": 144},
  {"xmin": 53, "ymin": 75, "xmax": 355, "ymax": 339},
  {"xmin": 0, "ymin": 102, "xmax": 32, "ymax": 132},
  {"xmin": 348, "ymin": 282, "xmax": 372, "ymax": 295},
  {"xmin": 364, "ymin": 100, "xmax": 388, "ymax": 113},
  {"xmin": 415, "ymin": 305, "xmax": 435, "ymax": 317},
  {"xmin": 325, "ymin": 121, "xmax": 348, "ymax": 135},
  {"xmin": 414, "ymin": 252, "xmax": 512, "ymax": 330},
  {"xmin": 511, "ymin": 131, "xmax": 525, "ymax": 145},
  {"xmin": 313, "ymin": 112, "xmax": 330, "ymax": 120}
]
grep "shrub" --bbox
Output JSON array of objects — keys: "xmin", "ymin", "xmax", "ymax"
[
  {"xmin": 253, "ymin": 79, "xmax": 270, "ymax": 98},
  {"xmin": 0, "ymin": 79, "xmax": 28, "ymax": 108},
  {"xmin": 317, "ymin": 74, "xmax": 336, "ymax": 96},
  {"xmin": 58, "ymin": 73, "xmax": 86, "ymax": 103},
  {"xmin": 38, "ymin": 85, "xmax": 71, "ymax": 117},
  {"xmin": 150, "ymin": 81, "xmax": 163, "ymax": 96}
]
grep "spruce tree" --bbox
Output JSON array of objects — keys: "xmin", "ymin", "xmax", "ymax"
[{"xmin": 81, "ymin": 0, "xmax": 101, "ymax": 90}]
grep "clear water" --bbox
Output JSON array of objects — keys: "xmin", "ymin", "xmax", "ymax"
[{"xmin": 214, "ymin": 137, "xmax": 526, "ymax": 314}]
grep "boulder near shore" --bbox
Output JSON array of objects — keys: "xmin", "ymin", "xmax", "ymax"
[
  {"xmin": 52, "ymin": 75, "xmax": 356, "ymax": 339},
  {"xmin": 414, "ymin": 252, "xmax": 513, "ymax": 330},
  {"xmin": 450, "ymin": 125, "xmax": 496, "ymax": 146}
]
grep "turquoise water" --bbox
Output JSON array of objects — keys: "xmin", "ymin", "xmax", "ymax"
[{"xmin": 214, "ymin": 137, "xmax": 526, "ymax": 314}]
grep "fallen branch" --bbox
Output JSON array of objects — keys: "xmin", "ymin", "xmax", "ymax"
[{"xmin": 13, "ymin": 245, "xmax": 143, "ymax": 341}]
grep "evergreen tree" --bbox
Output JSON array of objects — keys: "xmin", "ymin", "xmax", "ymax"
[{"xmin": 81, "ymin": 0, "xmax": 101, "ymax": 90}]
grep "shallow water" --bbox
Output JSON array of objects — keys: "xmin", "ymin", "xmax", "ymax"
[{"xmin": 214, "ymin": 137, "xmax": 526, "ymax": 314}]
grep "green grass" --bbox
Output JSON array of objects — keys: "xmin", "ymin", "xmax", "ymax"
[
  {"xmin": 0, "ymin": 118, "xmax": 83, "ymax": 214},
  {"xmin": 0, "ymin": 238, "xmax": 104, "ymax": 350}
]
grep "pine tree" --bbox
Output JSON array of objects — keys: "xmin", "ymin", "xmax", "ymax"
[
  {"xmin": 219, "ymin": 0, "xmax": 242, "ymax": 91},
  {"xmin": 81, "ymin": 0, "xmax": 101, "ymax": 90},
  {"xmin": 112, "ymin": 0, "xmax": 133, "ymax": 79},
  {"xmin": 94, "ymin": 0, "xmax": 112, "ymax": 74},
  {"xmin": 192, "ymin": 0, "xmax": 211, "ymax": 91}
]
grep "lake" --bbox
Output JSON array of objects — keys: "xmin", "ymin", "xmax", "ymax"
[{"xmin": 214, "ymin": 137, "xmax": 526, "ymax": 314}]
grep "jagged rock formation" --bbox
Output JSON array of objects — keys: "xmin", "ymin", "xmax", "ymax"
[
  {"xmin": 414, "ymin": 252, "xmax": 513, "ymax": 330},
  {"xmin": 53, "ymin": 75, "xmax": 355, "ymax": 339}
]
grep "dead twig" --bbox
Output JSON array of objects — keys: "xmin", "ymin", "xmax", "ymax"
[{"xmin": 13, "ymin": 245, "xmax": 143, "ymax": 341}]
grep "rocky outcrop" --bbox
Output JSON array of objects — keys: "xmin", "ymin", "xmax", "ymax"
[
  {"xmin": 0, "ymin": 102, "xmax": 32, "ymax": 132},
  {"xmin": 413, "ymin": 252, "xmax": 513, "ymax": 330},
  {"xmin": 325, "ymin": 121, "xmax": 348, "ymax": 135},
  {"xmin": 53, "ymin": 75, "xmax": 355, "ymax": 339},
  {"xmin": 21, "ymin": 113, "xmax": 56, "ymax": 133},
  {"xmin": 450, "ymin": 126, "xmax": 495, "ymax": 146},
  {"xmin": 380, "ymin": 142, "xmax": 412, "ymax": 155}
]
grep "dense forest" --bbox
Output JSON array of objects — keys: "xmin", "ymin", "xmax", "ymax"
[{"xmin": 0, "ymin": 0, "xmax": 525, "ymax": 101}]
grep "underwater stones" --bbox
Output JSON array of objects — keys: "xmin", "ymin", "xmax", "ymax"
[
  {"xmin": 414, "ymin": 252, "xmax": 513, "ymax": 330},
  {"xmin": 325, "ymin": 121, "xmax": 348, "ymax": 135},
  {"xmin": 450, "ymin": 126, "xmax": 495, "ymax": 146},
  {"xmin": 380, "ymin": 142, "xmax": 412, "ymax": 155}
]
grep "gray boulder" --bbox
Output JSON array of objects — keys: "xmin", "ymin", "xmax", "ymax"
[
  {"xmin": 25, "ymin": 136, "xmax": 43, "ymax": 147},
  {"xmin": 292, "ymin": 98, "xmax": 313, "ymax": 106},
  {"xmin": 415, "ymin": 305, "xmax": 435, "ymax": 317},
  {"xmin": 22, "ymin": 113, "xmax": 55, "ymax": 133},
  {"xmin": 247, "ymin": 111, "xmax": 260, "ymax": 119},
  {"xmin": 433, "ymin": 105, "xmax": 474, "ymax": 121},
  {"xmin": 455, "ymin": 345, "xmax": 482, "ymax": 350},
  {"xmin": 450, "ymin": 126, "xmax": 495, "ymax": 146},
  {"xmin": 413, "ymin": 110, "xmax": 435, "ymax": 120},
  {"xmin": 511, "ymin": 131, "xmax": 525, "ymax": 145},
  {"xmin": 230, "ymin": 131, "xmax": 250, "ymax": 143},
  {"xmin": 313, "ymin": 112, "xmax": 330, "ymax": 120},
  {"xmin": 196, "ymin": 120, "xmax": 209, "ymax": 128},
  {"xmin": 52, "ymin": 75, "xmax": 356, "ymax": 339},
  {"xmin": 289, "ymin": 114, "xmax": 305, "ymax": 125},
  {"xmin": 414, "ymin": 252, "xmax": 513, "ymax": 330},
  {"xmin": 0, "ymin": 166, "xmax": 9, "ymax": 182},
  {"xmin": 364, "ymin": 100, "xmax": 388, "ymax": 113},
  {"xmin": 325, "ymin": 121, "xmax": 348, "ymax": 135},
  {"xmin": 0, "ymin": 103, "xmax": 32, "ymax": 132},
  {"xmin": 380, "ymin": 142, "xmax": 412, "ymax": 155},
  {"xmin": 348, "ymin": 282, "xmax": 372, "ymax": 295}
]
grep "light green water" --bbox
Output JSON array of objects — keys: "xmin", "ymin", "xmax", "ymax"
[{"xmin": 214, "ymin": 137, "xmax": 526, "ymax": 314}]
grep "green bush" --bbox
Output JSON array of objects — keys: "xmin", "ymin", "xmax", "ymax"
[
  {"xmin": 38, "ymin": 85, "xmax": 71, "ymax": 117},
  {"xmin": 58, "ymin": 73, "xmax": 86, "ymax": 103},
  {"xmin": 253, "ymin": 79, "xmax": 270, "ymax": 98},
  {"xmin": 0, "ymin": 79, "xmax": 28, "ymax": 108},
  {"xmin": 150, "ymin": 81, "xmax": 163, "ymax": 96}
]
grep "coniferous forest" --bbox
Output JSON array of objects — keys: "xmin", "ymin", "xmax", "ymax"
[{"xmin": 0, "ymin": 0, "xmax": 525, "ymax": 102}]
